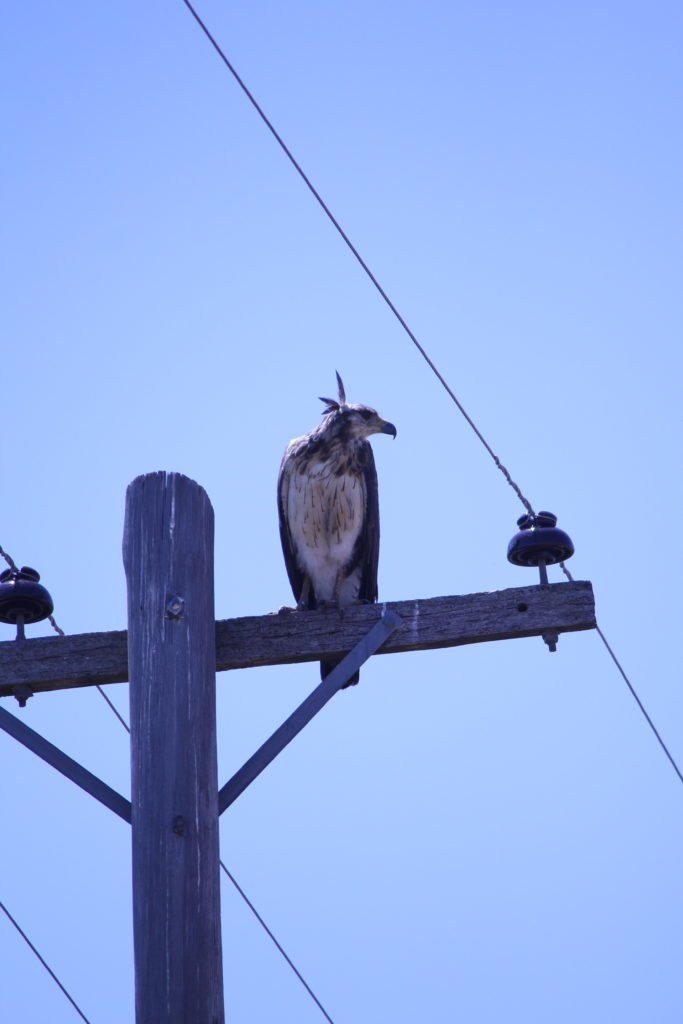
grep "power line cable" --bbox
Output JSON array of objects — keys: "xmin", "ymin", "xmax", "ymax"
[
  {"xmin": 95, "ymin": 684, "xmax": 131, "ymax": 733},
  {"xmin": 220, "ymin": 860, "xmax": 335, "ymax": 1024},
  {"xmin": 178, "ymin": 0, "xmax": 533, "ymax": 515},
  {"xmin": 0, "ymin": 544, "xmax": 17, "ymax": 571},
  {"xmin": 560, "ymin": 562, "xmax": 683, "ymax": 785},
  {"xmin": 0, "ymin": 899, "xmax": 92, "ymax": 1024},
  {"xmin": 596, "ymin": 623, "xmax": 683, "ymax": 785},
  {"xmin": 48, "ymin": 613, "xmax": 65, "ymax": 636},
  {"xmin": 177, "ymin": 1, "xmax": 683, "ymax": 792}
]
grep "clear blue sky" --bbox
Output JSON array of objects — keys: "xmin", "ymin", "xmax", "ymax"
[{"xmin": 2, "ymin": 2, "xmax": 682, "ymax": 1021}]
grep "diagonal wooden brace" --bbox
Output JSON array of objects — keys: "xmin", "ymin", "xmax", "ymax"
[
  {"xmin": 218, "ymin": 609, "xmax": 403, "ymax": 814},
  {"xmin": 0, "ymin": 611, "xmax": 404, "ymax": 823},
  {"xmin": 0, "ymin": 706, "xmax": 132, "ymax": 822}
]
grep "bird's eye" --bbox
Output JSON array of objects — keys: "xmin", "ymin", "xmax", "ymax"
[{"xmin": 358, "ymin": 409, "xmax": 373, "ymax": 421}]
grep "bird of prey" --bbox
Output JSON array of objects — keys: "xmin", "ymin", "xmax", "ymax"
[{"xmin": 277, "ymin": 372, "xmax": 396, "ymax": 687}]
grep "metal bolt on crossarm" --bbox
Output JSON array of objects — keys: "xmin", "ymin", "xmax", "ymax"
[
  {"xmin": 507, "ymin": 512, "xmax": 575, "ymax": 652},
  {"xmin": 0, "ymin": 566, "xmax": 55, "ymax": 705}
]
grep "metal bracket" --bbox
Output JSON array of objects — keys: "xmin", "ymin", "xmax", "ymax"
[
  {"xmin": 0, "ymin": 609, "xmax": 403, "ymax": 824},
  {"xmin": 218, "ymin": 609, "xmax": 403, "ymax": 814},
  {"xmin": 0, "ymin": 706, "xmax": 132, "ymax": 823}
]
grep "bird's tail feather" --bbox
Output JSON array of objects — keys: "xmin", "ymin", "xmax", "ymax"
[{"xmin": 320, "ymin": 658, "xmax": 359, "ymax": 688}]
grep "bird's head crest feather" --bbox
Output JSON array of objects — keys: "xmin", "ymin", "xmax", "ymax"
[{"xmin": 318, "ymin": 371, "xmax": 347, "ymax": 415}]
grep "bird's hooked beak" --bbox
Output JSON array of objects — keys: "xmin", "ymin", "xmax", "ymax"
[{"xmin": 378, "ymin": 418, "xmax": 397, "ymax": 439}]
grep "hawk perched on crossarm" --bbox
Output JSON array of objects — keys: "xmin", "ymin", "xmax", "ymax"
[{"xmin": 277, "ymin": 373, "xmax": 396, "ymax": 686}]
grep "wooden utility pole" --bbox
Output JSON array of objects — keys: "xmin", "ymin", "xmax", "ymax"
[
  {"xmin": 123, "ymin": 473, "xmax": 224, "ymax": 1024},
  {"xmin": 0, "ymin": 471, "xmax": 597, "ymax": 1023}
]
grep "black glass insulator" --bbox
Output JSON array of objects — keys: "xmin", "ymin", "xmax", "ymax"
[
  {"xmin": 507, "ymin": 512, "xmax": 574, "ymax": 567},
  {"xmin": 0, "ymin": 567, "xmax": 54, "ymax": 624}
]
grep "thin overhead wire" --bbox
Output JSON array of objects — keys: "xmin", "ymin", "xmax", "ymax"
[
  {"xmin": 220, "ymin": 860, "xmax": 336, "ymax": 1024},
  {"xmin": 178, "ymin": 1, "xmax": 683, "ymax": 792},
  {"xmin": 95, "ymin": 685, "xmax": 131, "ymax": 733},
  {"xmin": 596, "ymin": 624, "xmax": 683, "ymax": 786},
  {"xmin": 49, "ymin": 615, "xmax": 65, "ymax": 636},
  {"xmin": 178, "ymin": 0, "xmax": 534, "ymax": 516},
  {"xmin": 0, "ymin": 900, "xmax": 92, "ymax": 1024},
  {"xmin": 0, "ymin": 544, "xmax": 17, "ymax": 570},
  {"xmin": 560, "ymin": 562, "xmax": 683, "ymax": 785}
]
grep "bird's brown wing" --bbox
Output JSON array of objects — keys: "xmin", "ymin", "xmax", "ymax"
[
  {"xmin": 353, "ymin": 443, "xmax": 380, "ymax": 604},
  {"xmin": 277, "ymin": 447, "xmax": 307, "ymax": 606}
]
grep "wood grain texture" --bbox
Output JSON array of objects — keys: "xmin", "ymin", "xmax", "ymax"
[
  {"xmin": 0, "ymin": 629, "xmax": 129, "ymax": 695},
  {"xmin": 215, "ymin": 581, "xmax": 596, "ymax": 669},
  {"xmin": 123, "ymin": 472, "xmax": 224, "ymax": 1024},
  {"xmin": 0, "ymin": 582, "xmax": 595, "ymax": 696}
]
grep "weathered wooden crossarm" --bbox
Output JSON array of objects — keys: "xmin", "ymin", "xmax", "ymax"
[
  {"xmin": 0, "ymin": 581, "xmax": 595, "ymax": 697},
  {"xmin": 218, "ymin": 581, "xmax": 595, "ymax": 669}
]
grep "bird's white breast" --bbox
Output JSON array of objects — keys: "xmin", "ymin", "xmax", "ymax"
[{"xmin": 285, "ymin": 459, "xmax": 365, "ymax": 603}]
